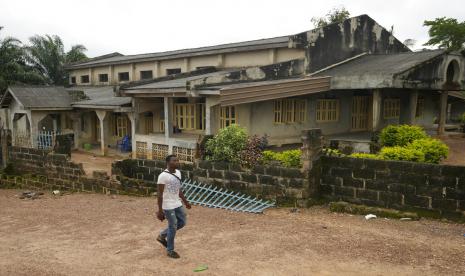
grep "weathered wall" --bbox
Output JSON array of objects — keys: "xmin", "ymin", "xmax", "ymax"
[
  {"xmin": 112, "ymin": 159, "xmax": 309, "ymax": 205},
  {"xmin": 290, "ymin": 15, "xmax": 410, "ymax": 73},
  {"xmin": 319, "ymin": 156, "xmax": 465, "ymax": 220}
]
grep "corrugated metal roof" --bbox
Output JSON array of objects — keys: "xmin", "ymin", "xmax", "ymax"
[
  {"xmin": 4, "ymin": 86, "xmax": 72, "ymax": 109},
  {"xmin": 314, "ymin": 50, "xmax": 446, "ymax": 78},
  {"xmin": 67, "ymin": 86, "xmax": 131, "ymax": 108},
  {"xmin": 66, "ymin": 36, "xmax": 290, "ymax": 69}
]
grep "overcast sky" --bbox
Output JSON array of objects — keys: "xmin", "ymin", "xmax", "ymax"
[{"xmin": 1, "ymin": 0, "xmax": 464, "ymax": 57}]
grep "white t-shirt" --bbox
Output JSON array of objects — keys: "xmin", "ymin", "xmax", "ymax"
[{"xmin": 157, "ymin": 169, "xmax": 183, "ymax": 210}]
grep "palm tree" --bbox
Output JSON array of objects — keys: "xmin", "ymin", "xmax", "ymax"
[
  {"xmin": 0, "ymin": 27, "xmax": 45, "ymax": 93},
  {"xmin": 26, "ymin": 34, "xmax": 88, "ymax": 85}
]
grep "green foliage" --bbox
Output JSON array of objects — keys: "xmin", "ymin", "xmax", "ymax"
[
  {"xmin": 311, "ymin": 6, "xmax": 350, "ymax": 28},
  {"xmin": 322, "ymin": 148, "xmax": 344, "ymax": 157},
  {"xmin": 379, "ymin": 146, "xmax": 425, "ymax": 162},
  {"xmin": 379, "ymin": 125, "xmax": 428, "ymax": 147},
  {"xmin": 262, "ymin": 149, "xmax": 301, "ymax": 168},
  {"xmin": 0, "ymin": 27, "xmax": 45, "ymax": 93},
  {"xmin": 423, "ymin": 17, "xmax": 465, "ymax": 51},
  {"xmin": 461, "ymin": 112, "xmax": 465, "ymax": 124},
  {"xmin": 205, "ymin": 125, "xmax": 247, "ymax": 163},
  {"xmin": 349, "ymin": 153, "xmax": 381, "ymax": 160},
  {"xmin": 408, "ymin": 138, "xmax": 448, "ymax": 164}
]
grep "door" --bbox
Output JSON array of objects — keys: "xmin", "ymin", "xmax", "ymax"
[{"xmin": 351, "ymin": 96, "xmax": 370, "ymax": 131}]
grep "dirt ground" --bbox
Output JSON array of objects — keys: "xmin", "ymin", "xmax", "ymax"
[
  {"xmin": 70, "ymin": 151, "xmax": 119, "ymax": 175},
  {"xmin": 439, "ymin": 135, "xmax": 465, "ymax": 166},
  {"xmin": 0, "ymin": 190, "xmax": 464, "ymax": 276}
]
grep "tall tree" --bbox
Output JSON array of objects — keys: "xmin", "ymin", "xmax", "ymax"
[
  {"xmin": 423, "ymin": 17, "xmax": 465, "ymax": 51},
  {"xmin": 311, "ymin": 7, "xmax": 350, "ymax": 28},
  {"xmin": 0, "ymin": 27, "xmax": 45, "ymax": 94},
  {"xmin": 26, "ymin": 34, "xmax": 88, "ymax": 85}
]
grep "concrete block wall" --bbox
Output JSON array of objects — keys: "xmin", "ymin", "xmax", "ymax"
[
  {"xmin": 112, "ymin": 159, "xmax": 309, "ymax": 204},
  {"xmin": 319, "ymin": 156, "xmax": 465, "ymax": 219}
]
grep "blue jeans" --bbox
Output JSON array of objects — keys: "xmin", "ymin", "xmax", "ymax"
[{"xmin": 160, "ymin": 206, "xmax": 186, "ymax": 252}]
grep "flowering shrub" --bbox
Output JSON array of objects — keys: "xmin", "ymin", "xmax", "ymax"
[{"xmin": 240, "ymin": 135, "xmax": 268, "ymax": 168}]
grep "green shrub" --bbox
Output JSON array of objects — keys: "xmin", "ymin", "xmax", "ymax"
[
  {"xmin": 408, "ymin": 138, "xmax": 449, "ymax": 164},
  {"xmin": 349, "ymin": 153, "xmax": 381, "ymax": 159},
  {"xmin": 262, "ymin": 149, "xmax": 301, "ymax": 168},
  {"xmin": 379, "ymin": 125, "xmax": 427, "ymax": 146},
  {"xmin": 322, "ymin": 148, "xmax": 344, "ymax": 156},
  {"xmin": 205, "ymin": 125, "xmax": 247, "ymax": 163},
  {"xmin": 461, "ymin": 112, "xmax": 465, "ymax": 123},
  {"xmin": 240, "ymin": 135, "xmax": 268, "ymax": 168},
  {"xmin": 379, "ymin": 146, "xmax": 425, "ymax": 162}
]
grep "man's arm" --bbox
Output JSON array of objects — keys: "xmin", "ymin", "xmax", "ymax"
[
  {"xmin": 156, "ymin": 184, "xmax": 165, "ymax": 221},
  {"xmin": 179, "ymin": 190, "xmax": 191, "ymax": 209}
]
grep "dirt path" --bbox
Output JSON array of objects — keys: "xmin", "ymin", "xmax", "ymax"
[
  {"xmin": 70, "ymin": 151, "xmax": 118, "ymax": 175},
  {"xmin": 439, "ymin": 135, "xmax": 465, "ymax": 166},
  {"xmin": 0, "ymin": 190, "xmax": 464, "ymax": 276}
]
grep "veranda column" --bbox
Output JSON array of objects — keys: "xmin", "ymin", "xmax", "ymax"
[
  {"xmin": 204, "ymin": 97, "xmax": 219, "ymax": 135},
  {"xmin": 95, "ymin": 110, "xmax": 107, "ymax": 156},
  {"xmin": 127, "ymin": 112, "xmax": 138, "ymax": 159},
  {"xmin": 408, "ymin": 90, "xmax": 419, "ymax": 125},
  {"xmin": 372, "ymin": 89, "xmax": 382, "ymax": 131},
  {"xmin": 70, "ymin": 113, "xmax": 81, "ymax": 150},
  {"xmin": 163, "ymin": 97, "xmax": 173, "ymax": 153},
  {"xmin": 437, "ymin": 91, "xmax": 448, "ymax": 135}
]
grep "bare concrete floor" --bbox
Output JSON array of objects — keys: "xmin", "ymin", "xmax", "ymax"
[
  {"xmin": 0, "ymin": 190, "xmax": 464, "ymax": 276},
  {"xmin": 439, "ymin": 134, "xmax": 465, "ymax": 166}
]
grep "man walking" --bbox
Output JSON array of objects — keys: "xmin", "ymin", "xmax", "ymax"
[{"xmin": 156, "ymin": 154, "xmax": 191, "ymax": 259}]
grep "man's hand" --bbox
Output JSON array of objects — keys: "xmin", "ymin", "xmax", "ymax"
[
  {"xmin": 185, "ymin": 201, "xmax": 192, "ymax": 209},
  {"xmin": 156, "ymin": 210, "xmax": 165, "ymax": 221}
]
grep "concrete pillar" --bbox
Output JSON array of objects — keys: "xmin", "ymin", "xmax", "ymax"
[
  {"xmin": 52, "ymin": 116, "xmax": 58, "ymax": 132},
  {"xmin": 154, "ymin": 61, "xmax": 161, "ymax": 78},
  {"xmin": 95, "ymin": 110, "xmax": 107, "ymax": 156},
  {"xmin": 408, "ymin": 90, "xmax": 419, "ymax": 125},
  {"xmin": 437, "ymin": 91, "xmax": 448, "ymax": 135},
  {"xmin": 205, "ymin": 97, "xmax": 219, "ymax": 135},
  {"xmin": 130, "ymin": 63, "xmax": 136, "ymax": 82},
  {"xmin": 372, "ymin": 89, "xmax": 382, "ymax": 131},
  {"xmin": 108, "ymin": 65, "xmax": 114, "ymax": 85},
  {"xmin": 88, "ymin": 68, "xmax": 93, "ymax": 85},
  {"xmin": 217, "ymin": 54, "xmax": 224, "ymax": 68},
  {"xmin": 70, "ymin": 113, "xmax": 81, "ymax": 150},
  {"xmin": 183, "ymin": 58, "xmax": 190, "ymax": 72},
  {"xmin": 301, "ymin": 128, "xmax": 323, "ymax": 197},
  {"xmin": 268, "ymin": 49, "xmax": 277, "ymax": 64},
  {"xmin": 127, "ymin": 112, "xmax": 138, "ymax": 158},
  {"xmin": 29, "ymin": 111, "xmax": 47, "ymax": 148},
  {"xmin": 163, "ymin": 97, "xmax": 173, "ymax": 144}
]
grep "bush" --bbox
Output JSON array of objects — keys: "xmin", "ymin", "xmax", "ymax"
[
  {"xmin": 240, "ymin": 135, "xmax": 268, "ymax": 168},
  {"xmin": 198, "ymin": 135, "xmax": 214, "ymax": 160},
  {"xmin": 349, "ymin": 153, "xmax": 381, "ymax": 159},
  {"xmin": 262, "ymin": 149, "xmax": 301, "ymax": 168},
  {"xmin": 461, "ymin": 112, "xmax": 465, "ymax": 123},
  {"xmin": 408, "ymin": 138, "xmax": 448, "ymax": 164},
  {"xmin": 379, "ymin": 125, "xmax": 427, "ymax": 146},
  {"xmin": 205, "ymin": 125, "xmax": 247, "ymax": 163},
  {"xmin": 322, "ymin": 148, "xmax": 344, "ymax": 157},
  {"xmin": 379, "ymin": 146, "xmax": 425, "ymax": 162}
]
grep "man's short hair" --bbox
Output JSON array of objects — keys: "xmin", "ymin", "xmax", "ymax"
[{"xmin": 165, "ymin": 154, "xmax": 177, "ymax": 163}]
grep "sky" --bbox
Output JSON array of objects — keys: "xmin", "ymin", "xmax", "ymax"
[{"xmin": 1, "ymin": 0, "xmax": 464, "ymax": 57}]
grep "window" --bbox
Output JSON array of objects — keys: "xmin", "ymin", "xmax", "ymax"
[
  {"xmin": 220, "ymin": 106, "xmax": 237, "ymax": 128},
  {"xmin": 274, "ymin": 99, "xmax": 307, "ymax": 124},
  {"xmin": 113, "ymin": 114, "xmax": 129, "ymax": 137},
  {"xmin": 98, "ymin": 74, "xmax": 108, "ymax": 82},
  {"xmin": 140, "ymin": 70, "xmax": 153, "ymax": 80},
  {"xmin": 166, "ymin": 68, "xmax": 181, "ymax": 75},
  {"xmin": 118, "ymin": 72, "xmax": 130, "ymax": 82},
  {"xmin": 316, "ymin": 99, "xmax": 339, "ymax": 122},
  {"xmin": 174, "ymin": 104, "xmax": 196, "ymax": 130},
  {"xmin": 81, "ymin": 75, "xmax": 89, "ymax": 83},
  {"xmin": 415, "ymin": 97, "xmax": 424, "ymax": 118},
  {"xmin": 383, "ymin": 98, "xmax": 400, "ymax": 119},
  {"xmin": 71, "ymin": 76, "xmax": 76, "ymax": 84},
  {"xmin": 144, "ymin": 112, "xmax": 153, "ymax": 134}
]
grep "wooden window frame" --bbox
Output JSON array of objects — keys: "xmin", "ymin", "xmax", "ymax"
[
  {"xmin": 220, "ymin": 106, "xmax": 237, "ymax": 129},
  {"xmin": 383, "ymin": 98, "xmax": 401, "ymax": 119},
  {"xmin": 273, "ymin": 99, "xmax": 307, "ymax": 124},
  {"xmin": 174, "ymin": 104, "xmax": 196, "ymax": 130},
  {"xmin": 80, "ymin": 75, "xmax": 89, "ymax": 83},
  {"xmin": 71, "ymin": 76, "xmax": 76, "ymax": 84},
  {"xmin": 316, "ymin": 99, "xmax": 339, "ymax": 123},
  {"xmin": 114, "ymin": 114, "xmax": 129, "ymax": 138}
]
